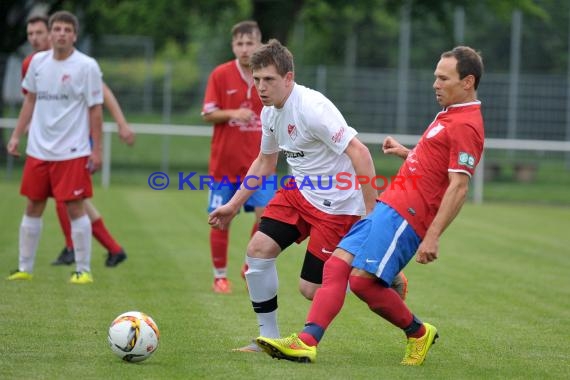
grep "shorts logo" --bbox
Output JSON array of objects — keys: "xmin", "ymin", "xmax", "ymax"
[
  {"xmin": 73, "ymin": 189, "xmax": 84, "ymax": 196},
  {"xmin": 458, "ymin": 152, "xmax": 475, "ymax": 168},
  {"xmin": 321, "ymin": 248, "xmax": 334, "ymax": 255}
]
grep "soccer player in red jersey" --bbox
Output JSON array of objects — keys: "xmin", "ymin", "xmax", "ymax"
[
  {"xmin": 256, "ymin": 46, "xmax": 485, "ymax": 366},
  {"xmin": 21, "ymin": 15, "xmax": 134, "ymax": 268},
  {"xmin": 202, "ymin": 21, "xmax": 275, "ymax": 294}
]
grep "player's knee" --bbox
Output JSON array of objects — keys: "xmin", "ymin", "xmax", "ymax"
[
  {"xmin": 246, "ymin": 240, "xmax": 264, "ymax": 258},
  {"xmin": 298, "ymin": 280, "xmax": 318, "ymax": 300},
  {"xmin": 299, "ymin": 286, "xmax": 315, "ymax": 300},
  {"xmin": 246, "ymin": 232, "xmax": 281, "ymax": 259}
]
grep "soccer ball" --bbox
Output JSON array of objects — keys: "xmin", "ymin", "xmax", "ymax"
[{"xmin": 108, "ymin": 311, "xmax": 160, "ymax": 362}]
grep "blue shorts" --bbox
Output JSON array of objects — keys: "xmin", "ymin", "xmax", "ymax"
[
  {"xmin": 207, "ymin": 181, "xmax": 275, "ymax": 213},
  {"xmin": 338, "ymin": 202, "xmax": 420, "ymax": 286}
]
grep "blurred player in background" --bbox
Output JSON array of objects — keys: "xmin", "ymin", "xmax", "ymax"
[
  {"xmin": 256, "ymin": 46, "xmax": 485, "ymax": 366},
  {"xmin": 23, "ymin": 15, "xmax": 135, "ymax": 268},
  {"xmin": 7, "ymin": 11, "xmax": 106, "ymax": 283},
  {"xmin": 201, "ymin": 20, "xmax": 275, "ymax": 294}
]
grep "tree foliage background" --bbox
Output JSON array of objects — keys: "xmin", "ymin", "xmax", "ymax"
[
  {"xmin": 0, "ymin": 0, "xmax": 568, "ymax": 120},
  {"xmin": 0, "ymin": 0, "xmax": 565, "ymax": 69}
]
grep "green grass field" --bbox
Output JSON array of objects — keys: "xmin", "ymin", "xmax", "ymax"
[{"xmin": 0, "ymin": 181, "xmax": 569, "ymax": 379}]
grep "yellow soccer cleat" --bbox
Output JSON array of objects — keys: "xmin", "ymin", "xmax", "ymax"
[
  {"xmin": 256, "ymin": 333, "xmax": 316, "ymax": 363},
  {"xmin": 7, "ymin": 270, "xmax": 33, "ymax": 281},
  {"xmin": 401, "ymin": 322, "xmax": 438, "ymax": 366},
  {"xmin": 69, "ymin": 271, "xmax": 93, "ymax": 284}
]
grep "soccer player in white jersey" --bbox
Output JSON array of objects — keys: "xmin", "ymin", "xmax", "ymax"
[
  {"xmin": 209, "ymin": 39, "xmax": 382, "ymax": 351},
  {"xmin": 6, "ymin": 10, "xmax": 104, "ymax": 284},
  {"xmin": 256, "ymin": 46, "xmax": 485, "ymax": 366}
]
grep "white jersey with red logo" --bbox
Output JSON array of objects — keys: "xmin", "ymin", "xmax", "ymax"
[
  {"xmin": 380, "ymin": 101, "xmax": 485, "ymax": 238},
  {"xmin": 260, "ymin": 83, "xmax": 364, "ymax": 215},
  {"xmin": 22, "ymin": 49, "xmax": 103, "ymax": 161}
]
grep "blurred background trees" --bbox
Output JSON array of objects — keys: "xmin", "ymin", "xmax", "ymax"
[
  {"xmin": 1, "ymin": 0, "xmax": 568, "ymax": 124},
  {"xmin": 1, "ymin": 0, "xmax": 563, "ymax": 71}
]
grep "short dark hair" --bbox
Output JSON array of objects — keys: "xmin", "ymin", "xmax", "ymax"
[
  {"xmin": 232, "ymin": 20, "xmax": 261, "ymax": 40},
  {"xmin": 48, "ymin": 10, "xmax": 79, "ymax": 33},
  {"xmin": 442, "ymin": 46, "xmax": 484, "ymax": 90},
  {"xmin": 250, "ymin": 39, "xmax": 294, "ymax": 77},
  {"xmin": 27, "ymin": 15, "xmax": 48, "ymax": 28}
]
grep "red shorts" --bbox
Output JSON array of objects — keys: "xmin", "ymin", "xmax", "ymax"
[
  {"xmin": 262, "ymin": 186, "xmax": 361, "ymax": 261},
  {"xmin": 21, "ymin": 156, "xmax": 93, "ymax": 202}
]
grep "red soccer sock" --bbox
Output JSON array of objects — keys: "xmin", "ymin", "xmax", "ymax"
[
  {"xmin": 349, "ymin": 275, "xmax": 419, "ymax": 334},
  {"xmin": 210, "ymin": 228, "xmax": 229, "ymax": 270},
  {"xmin": 299, "ymin": 256, "xmax": 352, "ymax": 345},
  {"xmin": 56, "ymin": 200, "xmax": 73, "ymax": 249},
  {"xmin": 92, "ymin": 218, "xmax": 122, "ymax": 254}
]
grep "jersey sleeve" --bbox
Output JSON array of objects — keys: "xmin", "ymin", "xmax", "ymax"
[
  {"xmin": 84, "ymin": 59, "xmax": 104, "ymax": 107},
  {"xmin": 260, "ymin": 108, "xmax": 280, "ymax": 154},
  {"xmin": 202, "ymin": 68, "xmax": 220, "ymax": 115},
  {"xmin": 303, "ymin": 96, "xmax": 356, "ymax": 155},
  {"xmin": 447, "ymin": 123, "xmax": 484, "ymax": 177}
]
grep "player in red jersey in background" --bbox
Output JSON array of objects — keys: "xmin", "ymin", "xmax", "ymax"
[
  {"xmin": 22, "ymin": 15, "xmax": 135, "ymax": 268},
  {"xmin": 202, "ymin": 21, "xmax": 275, "ymax": 294},
  {"xmin": 256, "ymin": 46, "xmax": 485, "ymax": 366}
]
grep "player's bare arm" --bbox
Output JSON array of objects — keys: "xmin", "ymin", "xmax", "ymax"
[
  {"xmin": 88, "ymin": 104, "xmax": 104, "ymax": 172},
  {"xmin": 102, "ymin": 83, "xmax": 135, "ymax": 146},
  {"xmin": 8, "ymin": 92, "xmax": 36, "ymax": 157},
  {"xmin": 382, "ymin": 136, "xmax": 410, "ymax": 159},
  {"xmin": 208, "ymin": 151, "xmax": 278, "ymax": 229},
  {"xmin": 345, "ymin": 137, "xmax": 377, "ymax": 214},
  {"xmin": 416, "ymin": 171, "xmax": 470, "ymax": 264},
  {"xmin": 202, "ymin": 108, "xmax": 256, "ymax": 124}
]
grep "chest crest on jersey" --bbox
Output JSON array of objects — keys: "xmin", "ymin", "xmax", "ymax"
[
  {"xmin": 61, "ymin": 74, "xmax": 72, "ymax": 84},
  {"xmin": 288, "ymin": 124, "xmax": 298, "ymax": 141},
  {"xmin": 427, "ymin": 122, "xmax": 445, "ymax": 138}
]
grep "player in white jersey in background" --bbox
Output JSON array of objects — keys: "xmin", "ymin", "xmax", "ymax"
[
  {"xmin": 6, "ymin": 10, "xmax": 103, "ymax": 284},
  {"xmin": 209, "ymin": 39, "xmax": 406, "ymax": 351}
]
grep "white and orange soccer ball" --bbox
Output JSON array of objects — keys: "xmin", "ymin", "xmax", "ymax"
[{"xmin": 108, "ymin": 311, "xmax": 160, "ymax": 362}]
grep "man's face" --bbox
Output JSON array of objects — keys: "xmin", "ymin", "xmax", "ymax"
[
  {"xmin": 253, "ymin": 64, "xmax": 293, "ymax": 108},
  {"xmin": 27, "ymin": 21, "xmax": 50, "ymax": 52},
  {"xmin": 433, "ymin": 56, "xmax": 470, "ymax": 107},
  {"xmin": 49, "ymin": 21, "xmax": 77, "ymax": 51},
  {"xmin": 232, "ymin": 33, "xmax": 261, "ymax": 68}
]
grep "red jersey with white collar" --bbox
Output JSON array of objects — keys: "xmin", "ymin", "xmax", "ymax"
[
  {"xmin": 202, "ymin": 59, "xmax": 263, "ymax": 182},
  {"xmin": 380, "ymin": 102, "xmax": 484, "ymax": 238}
]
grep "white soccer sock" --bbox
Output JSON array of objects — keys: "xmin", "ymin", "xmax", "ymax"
[
  {"xmin": 71, "ymin": 214, "xmax": 92, "ymax": 273},
  {"xmin": 213, "ymin": 268, "xmax": 228, "ymax": 279},
  {"xmin": 245, "ymin": 256, "xmax": 280, "ymax": 338},
  {"xmin": 19, "ymin": 215, "xmax": 42, "ymax": 273}
]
